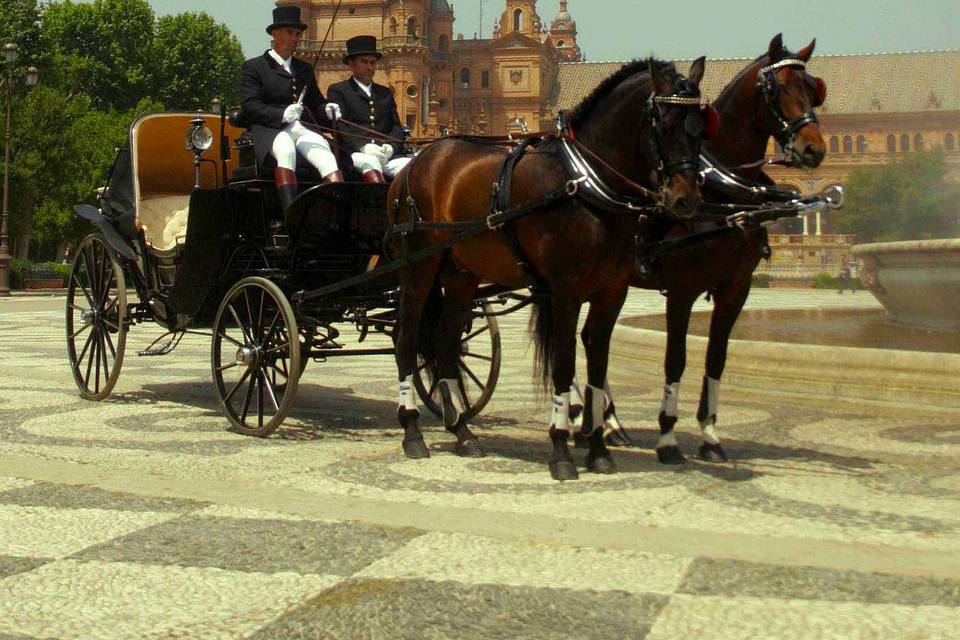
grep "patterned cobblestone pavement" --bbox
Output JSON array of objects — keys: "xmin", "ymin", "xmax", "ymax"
[{"xmin": 2, "ymin": 290, "xmax": 960, "ymax": 639}]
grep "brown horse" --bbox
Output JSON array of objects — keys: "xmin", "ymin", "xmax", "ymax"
[
  {"xmin": 581, "ymin": 34, "xmax": 828, "ymax": 464},
  {"xmin": 389, "ymin": 58, "xmax": 711, "ymax": 481}
]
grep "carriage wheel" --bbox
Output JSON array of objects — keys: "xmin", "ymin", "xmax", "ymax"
[
  {"xmin": 211, "ymin": 277, "xmax": 300, "ymax": 437},
  {"xmin": 65, "ymin": 234, "xmax": 127, "ymax": 401},
  {"xmin": 414, "ymin": 301, "xmax": 502, "ymax": 421}
]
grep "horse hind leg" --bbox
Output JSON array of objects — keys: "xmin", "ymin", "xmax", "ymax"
[
  {"xmin": 697, "ymin": 375, "xmax": 727, "ymax": 462},
  {"xmin": 435, "ymin": 273, "xmax": 484, "ymax": 458}
]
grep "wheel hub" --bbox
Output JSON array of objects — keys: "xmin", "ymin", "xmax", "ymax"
[
  {"xmin": 82, "ymin": 309, "xmax": 97, "ymax": 326},
  {"xmin": 236, "ymin": 346, "xmax": 259, "ymax": 368}
]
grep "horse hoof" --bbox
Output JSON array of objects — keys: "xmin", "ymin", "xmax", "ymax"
[
  {"xmin": 605, "ymin": 429, "xmax": 633, "ymax": 448},
  {"xmin": 402, "ymin": 438, "xmax": 430, "ymax": 459},
  {"xmin": 572, "ymin": 431, "xmax": 590, "ymax": 449},
  {"xmin": 455, "ymin": 438, "xmax": 485, "ymax": 458},
  {"xmin": 698, "ymin": 442, "xmax": 728, "ymax": 463},
  {"xmin": 587, "ymin": 454, "xmax": 617, "ymax": 475},
  {"xmin": 549, "ymin": 460, "xmax": 579, "ymax": 481},
  {"xmin": 656, "ymin": 446, "xmax": 686, "ymax": 465}
]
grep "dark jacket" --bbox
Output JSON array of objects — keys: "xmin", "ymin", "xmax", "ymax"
[
  {"xmin": 240, "ymin": 51, "xmax": 332, "ymax": 164},
  {"xmin": 327, "ymin": 78, "xmax": 404, "ymax": 155}
]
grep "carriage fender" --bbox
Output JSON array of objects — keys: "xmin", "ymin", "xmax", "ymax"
[{"xmin": 74, "ymin": 204, "xmax": 138, "ymax": 261}]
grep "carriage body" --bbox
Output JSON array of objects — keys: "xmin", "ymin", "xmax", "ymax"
[{"xmin": 65, "ymin": 111, "xmax": 501, "ymax": 433}]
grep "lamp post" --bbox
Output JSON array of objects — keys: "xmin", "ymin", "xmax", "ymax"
[{"xmin": 0, "ymin": 43, "xmax": 39, "ymax": 296}]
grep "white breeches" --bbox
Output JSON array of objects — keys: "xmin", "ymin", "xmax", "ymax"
[
  {"xmin": 271, "ymin": 122, "xmax": 338, "ymax": 177},
  {"xmin": 351, "ymin": 152, "xmax": 412, "ymax": 179}
]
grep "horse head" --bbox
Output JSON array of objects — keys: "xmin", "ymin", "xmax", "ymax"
[
  {"xmin": 647, "ymin": 56, "xmax": 714, "ymax": 217},
  {"xmin": 756, "ymin": 34, "xmax": 828, "ymax": 168}
]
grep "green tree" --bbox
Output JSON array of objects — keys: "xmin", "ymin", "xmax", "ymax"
[
  {"xmin": 150, "ymin": 12, "xmax": 244, "ymax": 110},
  {"xmin": 0, "ymin": 0, "xmax": 42, "ymax": 59},
  {"xmin": 41, "ymin": 0, "xmax": 155, "ymax": 110},
  {"xmin": 833, "ymin": 150, "xmax": 960, "ymax": 243}
]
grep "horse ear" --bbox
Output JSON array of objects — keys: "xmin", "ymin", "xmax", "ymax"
[
  {"xmin": 688, "ymin": 56, "xmax": 706, "ymax": 88},
  {"xmin": 768, "ymin": 33, "xmax": 784, "ymax": 61},
  {"xmin": 797, "ymin": 38, "xmax": 817, "ymax": 62},
  {"xmin": 649, "ymin": 58, "xmax": 669, "ymax": 94}
]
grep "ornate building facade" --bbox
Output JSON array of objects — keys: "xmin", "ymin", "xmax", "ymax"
[{"xmin": 276, "ymin": 1, "xmax": 959, "ymax": 277}]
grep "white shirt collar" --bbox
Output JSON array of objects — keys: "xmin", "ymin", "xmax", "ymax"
[
  {"xmin": 268, "ymin": 49, "xmax": 293, "ymax": 75},
  {"xmin": 353, "ymin": 77, "xmax": 373, "ymax": 96}
]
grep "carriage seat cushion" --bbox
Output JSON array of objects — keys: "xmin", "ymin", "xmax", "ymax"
[{"xmin": 139, "ymin": 194, "xmax": 191, "ymax": 251}]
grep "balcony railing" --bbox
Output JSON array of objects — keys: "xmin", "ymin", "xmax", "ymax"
[{"xmin": 299, "ymin": 36, "xmax": 431, "ymax": 53}]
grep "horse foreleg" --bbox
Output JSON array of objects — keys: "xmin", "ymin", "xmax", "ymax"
[
  {"xmin": 395, "ymin": 257, "xmax": 443, "ymax": 459},
  {"xmin": 434, "ymin": 272, "xmax": 484, "ymax": 458},
  {"xmin": 578, "ymin": 283, "xmax": 629, "ymax": 474},
  {"xmin": 656, "ymin": 293, "xmax": 695, "ymax": 465},
  {"xmin": 572, "ymin": 329, "xmax": 632, "ymax": 448},
  {"xmin": 540, "ymin": 293, "xmax": 582, "ymax": 481},
  {"xmin": 697, "ymin": 283, "xmax": 750, "ymax": 463}
]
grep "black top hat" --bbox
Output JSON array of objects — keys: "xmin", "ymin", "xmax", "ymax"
[
  {"xmin": 267, "ymin": 6, "xmax": 308, "ymax": 34},
  {"xmin": 343, "ymin": 36, "xmax": 383, "ymax": 64}
]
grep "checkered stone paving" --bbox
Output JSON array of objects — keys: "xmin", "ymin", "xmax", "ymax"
[{"xmin": 2, "ymin": 291, "xmax": 960, "ymax": 639}]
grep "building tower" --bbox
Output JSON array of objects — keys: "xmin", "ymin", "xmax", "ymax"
[
  {"xmin": 427, "ymin": 0, "xmax": 455, "ymax": 133},
  {"xmin": 549, "ymin": 1, "xmax": 582, "ymax": 62},
  {"xmin": 496, "ymin": 0, "xmax": 543, "ymax": 39}
]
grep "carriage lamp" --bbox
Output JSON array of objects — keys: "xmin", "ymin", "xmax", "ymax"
[{"xmin": 186, "ymin": 112, "xmax": 214, "ymax": 190}]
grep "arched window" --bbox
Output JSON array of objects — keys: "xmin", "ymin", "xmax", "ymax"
[
  {"xmin": 856, "ymin": 135, "xmax": 867, "ymax": 153},
  {"xmin": 914, "ymin": 133, "xmax": 923, "ymax": 151},
  {"xmin": 842, "ymin": 135, "xmax": 853, "ymax": 154},
  {"xmin": 389, "ymin": 17, "xmax": 398, "ymax": 34},
  {"xmin": 556, "ymin": 40, "xmax": 566, "ymax": 48},
  {"xmin": 459, "ymin": 67, "xmax": 470, "ymax": 88},
  {"xmin": 946, "ymin": 133, "xmax": 956, "ymax": 151},
  {"xmin": 406, "ymin": 16, "xmax": 417, "ymax": 37},
  {"xmin": 829, "ymin": 136, "xmax": 839, "ymax": 153},
  {"xmin": 514, "ymin": 8, "xmax": 523, "ymax": 31},
  {"xmin": 886, "ymin": 134, "xmax": 896, "ymax": 152},
  {"xmin": 900, "ymin": 134, "xmax": 910, "ymax": 152},
  {"xmin": 438, "ymin": 34, "xmax": 448, "ymax": 53}
]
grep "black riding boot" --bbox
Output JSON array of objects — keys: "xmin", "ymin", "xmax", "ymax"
[{"xmin": 274, "ymin": 167, "xmax": 298, "ymax": 213}]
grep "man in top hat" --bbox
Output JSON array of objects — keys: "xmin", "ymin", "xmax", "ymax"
[
  {"xmin": 240, "ymin": 6, "xmax": 344, "ymax": 212},
  {"xmin": 326, "ymin": 36, "xmax": 411, "ymax": 183}
]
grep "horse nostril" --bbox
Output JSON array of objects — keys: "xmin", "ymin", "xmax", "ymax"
[{"xmin": 804, "ymin": 147, "xmax": 826, "ymax": 167}]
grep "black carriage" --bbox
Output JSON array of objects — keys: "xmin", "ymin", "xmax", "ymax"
[{"xmin": 66, "ymin": 111, "xmax": 502, "ymax": 435}]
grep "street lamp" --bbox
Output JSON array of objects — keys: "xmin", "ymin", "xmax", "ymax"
[{"xmin": 0, "ymin": 44, "xmax": 39, "ymax": 296}]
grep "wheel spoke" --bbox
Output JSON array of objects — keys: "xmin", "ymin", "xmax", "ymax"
[
  {"xmin": 461, "ymin": 350, "xmax": 493, "ymax": 362},
  {"xmin": 70, "ymin": 324, "xmax": 91, "ymax": 340},
  {"xmin": 261, "ymin": 310, "xmax": 282, "ymax": 348},
  {"xmin": 260, "ymin": 369, "xmax": 280, "ymax": 412},
  {"xmin": 217, "ymin": 361, "xmax": 240, "ymax": 373},
  {"xmin": 227, "ymin": 303, "xmax": 253, "ymax": 345},
  {"xmin": 462, "ymin": 323, "xmax": 490, "ymax": 343},
  {"xmin": 72, "ymin": 274, "xmax": 95, "ymax": 308},
  {"xmin": 459, "ymin": 358, "xmax": 485, "ymax": 393},
  {"xmin": 99, "ymin": 330, "xmax": 111, "ymax": 384},
  {"xmin": 264, "ymin": 342, "xmax": 291, "ymax": 355},
  {"xmin": 217, "ymin": 331, "xmax": 245, "ymax": 349},
  {"xmin": 81, "ymin": 328, "xmax": 97, "ymax": 384},
  {"xmin": 224, "ymin": 368, "xmax": 252, "ymax": 404},
  {"xmin": 243, "ymin": 289, "xmax": 256, "ymax": 340},
  {"xmin": 93, "ymin": 330, "xmax": 102, "ymax": 394},
  {"xmin": 240, "ymin": 371, "xmax": 256, "ymax": 423},
  {"xmin": 102, "ymin": 324, "xmax": 117, "ymax": 359},
  {"xmin": 257, "ymin": 373, "xmax": 265, "ymax": 429}
]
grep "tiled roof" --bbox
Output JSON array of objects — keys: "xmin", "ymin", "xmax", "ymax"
[{"xmin": 550, "ymin": 50, "xmax": 960, "ymax": 116}]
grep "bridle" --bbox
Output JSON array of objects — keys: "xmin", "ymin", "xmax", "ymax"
[
  {"xmin": 756, "ymin": 58, "xmax": 824, "ymax": 163},
  {"xmin": 647, "ymin": 81, "xmax": 718, "ymax": 185}
]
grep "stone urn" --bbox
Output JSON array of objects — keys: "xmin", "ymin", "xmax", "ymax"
[{"xmin": 851, "ymin": 239, "xmax": 960, "ymax": 331}]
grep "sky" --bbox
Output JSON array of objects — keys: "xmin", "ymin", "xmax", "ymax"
[{"xmin": 140, "ymin": 0, "xmax": 958, "ymax": 61}]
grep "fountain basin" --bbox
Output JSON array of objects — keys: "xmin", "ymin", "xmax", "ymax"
[{"xmin": 852, "ymin": 239, "xmax": 960, "ymax": 331}]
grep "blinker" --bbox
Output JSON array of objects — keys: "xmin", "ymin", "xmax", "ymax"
[
  {"xmin": 701, "ymin": 104, "xmax": 720, "ymax": 140},
  {"xmin": 813, "ymin": 77, "xmax": 827, "ymax": 107}
]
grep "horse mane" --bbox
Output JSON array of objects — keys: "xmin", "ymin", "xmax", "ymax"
[
  {"xmin": 712, "ymin": 44, "xmax": 801, "ymax": 112},
  {"xmin": 568, "ymin": 59, "xmax": 679, "ymax": 127}
]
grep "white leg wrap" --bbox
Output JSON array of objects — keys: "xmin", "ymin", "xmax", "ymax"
[
  {"xmin": 398, "ymin": 375, "xmax": 418, "ymax": 413},
  {"xmin": 700, "ymin": 377, "xmax": 721, "ymax": 445},
  {"xmin": 384, "ymin": 156, "xmax": 412, "ymax": 179},
  {"xmin": 661, "ymin": 382, "xmax": 680, "ymax": 417},
  {"xmin": 603, "ymin": 378, "xmax": 615, "ymax": 405},
  {"xmin": 351, "ymin": 152, "xmax": 383, "ymax": 174},
  {"xmin": 439, "ymin": 378, "xmax": 465, "ymax": 424},
  {"xmin": 570, "ymin": 375, "xmax": 584, "ymax": 404},
  {"xmin": 583, "ymin": 384, "xmax": 605, "ymax": 435},
  {"xmin": 656, "ymin": 430, "xmax": 678, "ymax": 448},
  {"xmin": 550, "ymin": 392, "xmax": 571, "ymax": 430}
]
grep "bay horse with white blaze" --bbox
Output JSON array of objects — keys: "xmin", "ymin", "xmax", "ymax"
[
  {"xmin": 582, "ymin": 34, "xmax": 828, "ymax": 464},
  {"xmin": 389, "ymin": 58, "xmax": 713, "ymax": 481}
]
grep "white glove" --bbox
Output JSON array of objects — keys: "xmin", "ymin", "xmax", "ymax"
[
  {"xmin": 362, "ymin": 143, "xmax": 385, "ymax": 159},
  {"xmin": 325, "ymin": 103, "xmax": 342, "ymax": 120},
  {"xmin": 282, "ymin": 103, "xmax": 303, "ymax": 124},
  {"xmin": 379, "ymin": 144, "xmax": 395, "ymax": 160}
]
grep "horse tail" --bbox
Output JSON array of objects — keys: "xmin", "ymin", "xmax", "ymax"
[
  {"xmin": 529, "ymin": 295, "xmax": 554, "ymax": 393},
  {"xmin": 416, "ymin": 278, "xmax": 444, "ymax": 381}
]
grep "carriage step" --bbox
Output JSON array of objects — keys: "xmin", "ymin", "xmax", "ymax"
[{"xmin": 137, "ymin": 331, "xmax": 185, "ymax": 357}]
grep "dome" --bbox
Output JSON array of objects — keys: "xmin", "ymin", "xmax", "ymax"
[
  {"xmin": 551, "ymin": 1, "xmax": 574, "ymax": 28},
  {"xmin": 432, "ymin": 0, "xmax": 453, "ymax": 13}
]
